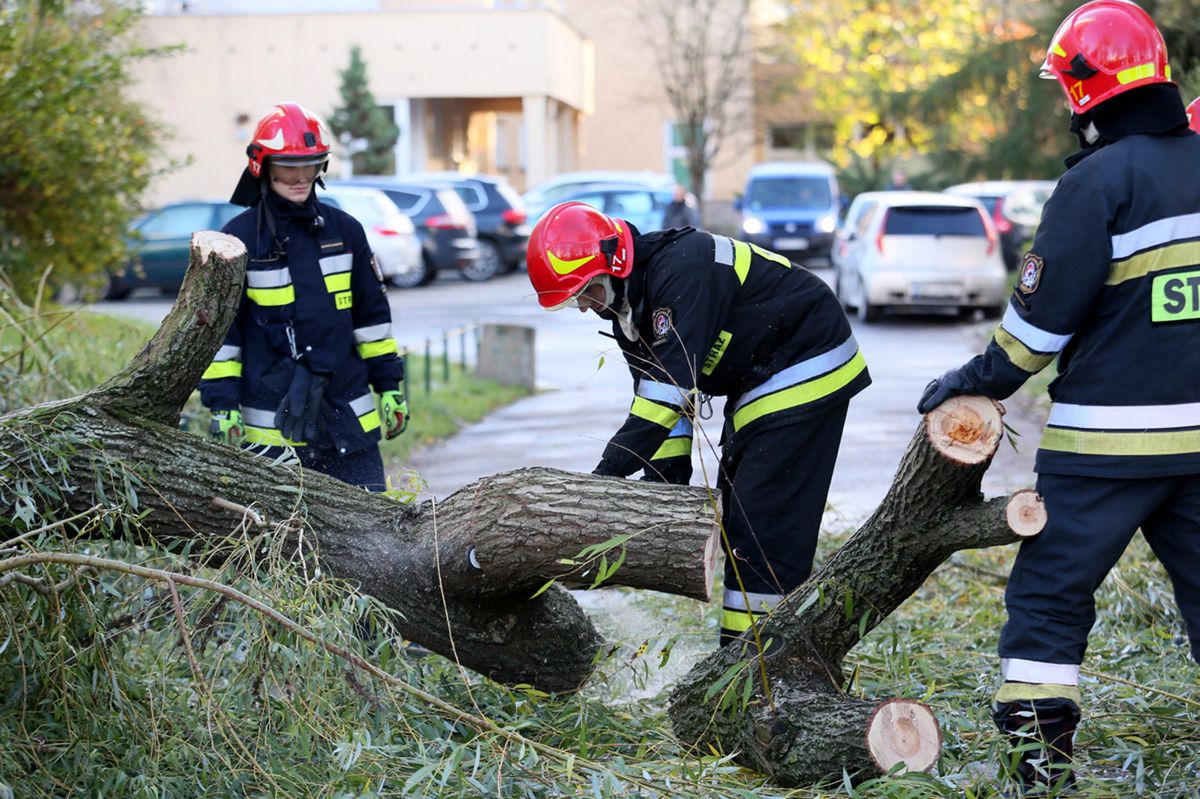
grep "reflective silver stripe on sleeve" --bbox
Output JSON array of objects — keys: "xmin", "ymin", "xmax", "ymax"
[
  {"xmin": 669, "ymin": 417, "xmax": 693, "ymax": 437},
  {"xmin": 349, "ymin": 393, "xmax": 376, "ymax": 416},
  {"xmin": 246, "ymin": 268, "xmax": 292, "ymax": 288},
  {"xmin": 1000, "ymin": 303, "xmax": 1072, "ymax": 354},
  {"xmin": 636, "ymin": 379, "xmax": 690, "ymax": 407},
  {"xmin": 1001, "ymin": 658, "xmax": 1079, "ymax": 686},
  {"xmin": 354, "ymin": 322, "xmax": 393, "ymax": 343},
  {"xmin": 1111, "ymin": 211, "xmax": 1200, "ymax": 259},
  {"xmin": 215, "ymin": 345, "xmax": 242, "ymax": 361},
  {"xmin": 722, "ymin": 590, "xmax": 784, "ymax": 612},
  {"xmin": 1048, "ymin": 400, "xmax": 1200, "ymax": 430},
  {"xmin": 734, "ymin": 336, "xmax": 858, "ymax": 412},
  {"xmin": 713, "ymin": 234, "xmax": 734, "ymax": 266},
  {"xmin": 242, "ymin": 407, "xmax": 277, "ymax": 427},
  {"xmin": 319, "ymin": 253, "xmax": 353, "ymax": 275}
]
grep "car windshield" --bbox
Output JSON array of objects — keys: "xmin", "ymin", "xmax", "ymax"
[
  {"xmin": 326, "ymin": 192, "xmax": 383, "ymax": 224},
  {"xmin": 885, "ymin": 206, "xmax": 986, "ymax": 236},
  {"xmin": 137, "ymin": 204, "xmax": 214, "ymax": 237},
  {"xmin": 747, "ymin": 176, "xmax": 832, "ymax": 210},
  {"xmin": 495, "ymin": 181, "xmax": 525, "ymax": 211}
]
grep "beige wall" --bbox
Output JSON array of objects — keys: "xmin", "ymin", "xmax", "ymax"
[
  {"xmin": 562, "ymin": 2, "xmax": 756, "ymax": 201},
  {"xmin": 131, "ymin": 7, "xmax": 588, "ymax": 205},
  {"xmin": 132, "ymin": 1, "xmax": 777, "ymax": 209}
]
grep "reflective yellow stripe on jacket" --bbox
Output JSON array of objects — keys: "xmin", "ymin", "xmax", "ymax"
[
  {"xmin": 246, "ymin": 267, "xmax": 295, "ymax": 307},
  {"xmin": 731, "ymin": 337, "xmax": 865, "ymax": 431},
  {"xmin": 1040, "ymin": 400, "xmax": 1200, "ymax": 456}
]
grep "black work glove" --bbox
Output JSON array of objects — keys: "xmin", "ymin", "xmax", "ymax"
[
  {"xmin": 275, "ymin": 362, "xmax": 330, "ymax": 443},
  {"xmin": 917, "ymin": 366, "xmax": 975, "ymax": 414},
  {"xmin": 592, "ymin": 460, "xmax": 623, "ymax": 478}
]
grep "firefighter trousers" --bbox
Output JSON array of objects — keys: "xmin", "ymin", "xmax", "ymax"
[
  {"xmin": 717, "ymin": 403, "xmax": 848, "ymax": 643},
  {"xmin": 998, "ymin": 472, "xmax": 1200, "ymax": 685}
]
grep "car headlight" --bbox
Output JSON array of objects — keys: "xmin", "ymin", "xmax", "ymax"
[
  {"xmin": 816, "ymin": 213, "xmax": 837, "ymax": 234},
  {"xmin": 742, "ymin": 216, "xmax": 765, "ymax": 235}
]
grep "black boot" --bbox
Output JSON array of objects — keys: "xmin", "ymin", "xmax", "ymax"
[{"xmin": 993, "ymin": 697, "xmax": 1080, "ymax": 796}]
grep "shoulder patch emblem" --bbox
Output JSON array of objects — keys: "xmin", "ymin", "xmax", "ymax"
[
  {"xmin": 652, "ymin": 307, "xmax": 673, "ymax": 342},
  {"xmin": 370, "ymin": 254, "xmax": 384, "ymax": 284},
  {"xmin": 1019, "ymin": 253, "xmax": 1044, "ymax": 295}
]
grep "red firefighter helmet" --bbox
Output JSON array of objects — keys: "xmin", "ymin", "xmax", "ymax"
[
  {"xmin": 245, "ymin": 102, "xmax": 332, "ymax": 178},
  {"xmin": 1040, "ymin": 0, "xmax": 1171, "ymax": 115},
  {"xmin": 527, "ymin": 202, "xmax": 635, "ymax": 309},
  {"xmin": 1188, "ymin": 97, "xmax": 1200, "ymax": 134}
]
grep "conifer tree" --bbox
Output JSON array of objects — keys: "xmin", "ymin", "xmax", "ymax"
[{"xmin": 329, "ymin": 45, "xmax": 400, "ymax": 176}]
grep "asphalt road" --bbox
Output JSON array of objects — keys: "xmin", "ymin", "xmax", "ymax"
[{"xmin": 92, "ymin": 267, "xmax": 1045, "ymax": 526}]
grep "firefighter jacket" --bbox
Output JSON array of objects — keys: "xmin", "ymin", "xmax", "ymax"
[
  {"xmin": 199, "ymin": 191, "xmax": 404, "ymax": 454},
  {"xmin": 594, "ymin": 226, "xmax": 870, "ymax": 477},
  {"xmin": 946, "ymin": 88, "xmax": 1200, "ymax": 478}
]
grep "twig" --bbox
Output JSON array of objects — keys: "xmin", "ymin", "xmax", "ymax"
[
  {"xmin": 166, "ymin": 578, "xmax": 283, "ymax": 795},
  {"xmin": 1, "ymin": 504, "xmax": 105, "ymax": 550},
  {"xmin": 211, "ymin": 496, "xmax": 267, "ymax": 529}
]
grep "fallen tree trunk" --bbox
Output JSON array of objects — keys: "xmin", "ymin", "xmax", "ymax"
[
  {"xmin": 669, "ymin": 395, "xmax": 1040, "ymax": 785},
  {"xmin": 0, "ymin": 233, "xmax": 718, "ymax": 693}
]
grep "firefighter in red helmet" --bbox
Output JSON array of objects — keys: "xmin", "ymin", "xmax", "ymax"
[
  {"xmin": 200, "ymin": 102, "xmax": 408, "ymax": 490},
  {"xmin": 528, "ymin": 201, "xmax": 870, "ymax": 646},
  {"xmin": 918, "ymin": 1, "xmax": 1200, "ymax": 792},
  {"xmin": 1188, "ymin": 96, "xmax": 1200, "ymax": 134}
]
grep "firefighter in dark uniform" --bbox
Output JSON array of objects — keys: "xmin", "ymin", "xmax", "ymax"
[
  {"xmin": 917, "ymin": 2, "xmax": 1200, "ymax": 792},
  {"xmin": 200, "ymin": 102, "xmax": 408, "ymax": 491},
  {"xmin": 526, "ymin": 201, "xmax": 870, "ymax": 644}
]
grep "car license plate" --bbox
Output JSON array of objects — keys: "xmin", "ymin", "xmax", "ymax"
[
  {"xmin": 773, "ymin": 237, "xmax": 809, "ymax": 250},
  {"xmin": 911, "ymin": 282, "xmax": 961, "ymax": 299}
]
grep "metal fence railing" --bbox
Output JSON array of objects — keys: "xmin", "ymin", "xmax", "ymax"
[{"xmin": 399, "ymin": 323, "xmax": 480, "ymax": 396}]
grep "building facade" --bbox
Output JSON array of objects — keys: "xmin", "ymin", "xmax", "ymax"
[{"xmin": 132, "ymin": 0, "xmax": 810, "ymax": 209}]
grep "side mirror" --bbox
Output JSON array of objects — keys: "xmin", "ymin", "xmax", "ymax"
[{"xmin": 732, "ymin": 196, "xmax": 743, "ymax": 212}]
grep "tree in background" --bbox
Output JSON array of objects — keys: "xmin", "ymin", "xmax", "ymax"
[
  {"xmin": 329, "ymin": 46, "xmax": 400, "ymax": 177},
  {"xmin": 636, "ymin": 0, "xmax": 752, "ymax": 213},
  {"xmin": 777, "ymin": 0, "xmax": 992, "ymax": 188},
  {"xmin": 0, "ymin": 0, "xmax": 170, "ymax": 301},
  {"xmin": 776, "ymin": 0, "xmax": 1200, "ymax": 191}
]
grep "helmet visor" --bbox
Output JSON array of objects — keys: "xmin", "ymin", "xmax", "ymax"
[
  {"xmin": 545, "ymin": 275, "xmax": 611, "ymax": 312},
  {"xmin": 270, "ymin": 153, "xmax": 330, "ymax": 168}
]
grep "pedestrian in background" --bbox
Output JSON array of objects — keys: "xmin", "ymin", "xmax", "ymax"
[
  {"xmin": 917, "ymin": 1, "xmax": 1200, "ymax": 792},
  {"xmin": 199, "ymin": 101, "xmax": 409, "ymax": 491},
  {"xmin": 659, "ymin": 184, "xmax": 700, "ymax": 230}
]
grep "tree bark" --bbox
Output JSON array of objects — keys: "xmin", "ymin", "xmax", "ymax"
[
  {"xmin": 0, "ymin": 232, "xmax": 718, "ymax": 693},
  {"xmin": 669, "ymin": 396, "xmax": 1026, "ymax": 786}
]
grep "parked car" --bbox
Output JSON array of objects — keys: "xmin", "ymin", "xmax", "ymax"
[
  {"xmin": 734, "ymin": 161, "xmax": 842, "ymax": 268},
  {"xmin": 943, "ymin": 180, "xmax": 1056, "ymax": 271},
  {"xmin": 109, "ymin": 200, "xmax": 242, "ymax": 299},
  {"xmin": 552, "ymin": 183, "xmax": 678, "ymax": 235},
  {"xmin": 335, "ymin": 179, "xmax": 481, "ymax": 287},
  {"xmin": 318, "ymin": 185, "xmax": 422, "ymax": 287},
  {"xmin": 832, "ymin": 191, "xmax": 1007, "ymax": 322},
  {"xmin": 408, "ymin": 172, "xmax": 530, "ymax": 275},
  {"xmin": 523, "ymin": 170, "xmax": 679, "ymax": 223}
]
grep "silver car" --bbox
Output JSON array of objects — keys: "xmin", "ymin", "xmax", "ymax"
[
  {"xmin": 832, "ymin": 191, "xmax": 1008, "ymax": 322},
  {"xmin": 318, "ymin": 185, "xmax": 422, "ymax": 286}
]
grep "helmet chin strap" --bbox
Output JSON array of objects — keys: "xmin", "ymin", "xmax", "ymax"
[{"xmin": 595, "ymin": 276, "xmax": 638, "ymax": 341}]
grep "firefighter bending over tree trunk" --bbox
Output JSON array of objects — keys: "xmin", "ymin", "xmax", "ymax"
[
  {"xmin": 918, "ymin": 1, "xmax": 1200, "ymax": 793},
  {"xmin": 526, "ymin": 202, "xmax": 870, "ymax": 645}
]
